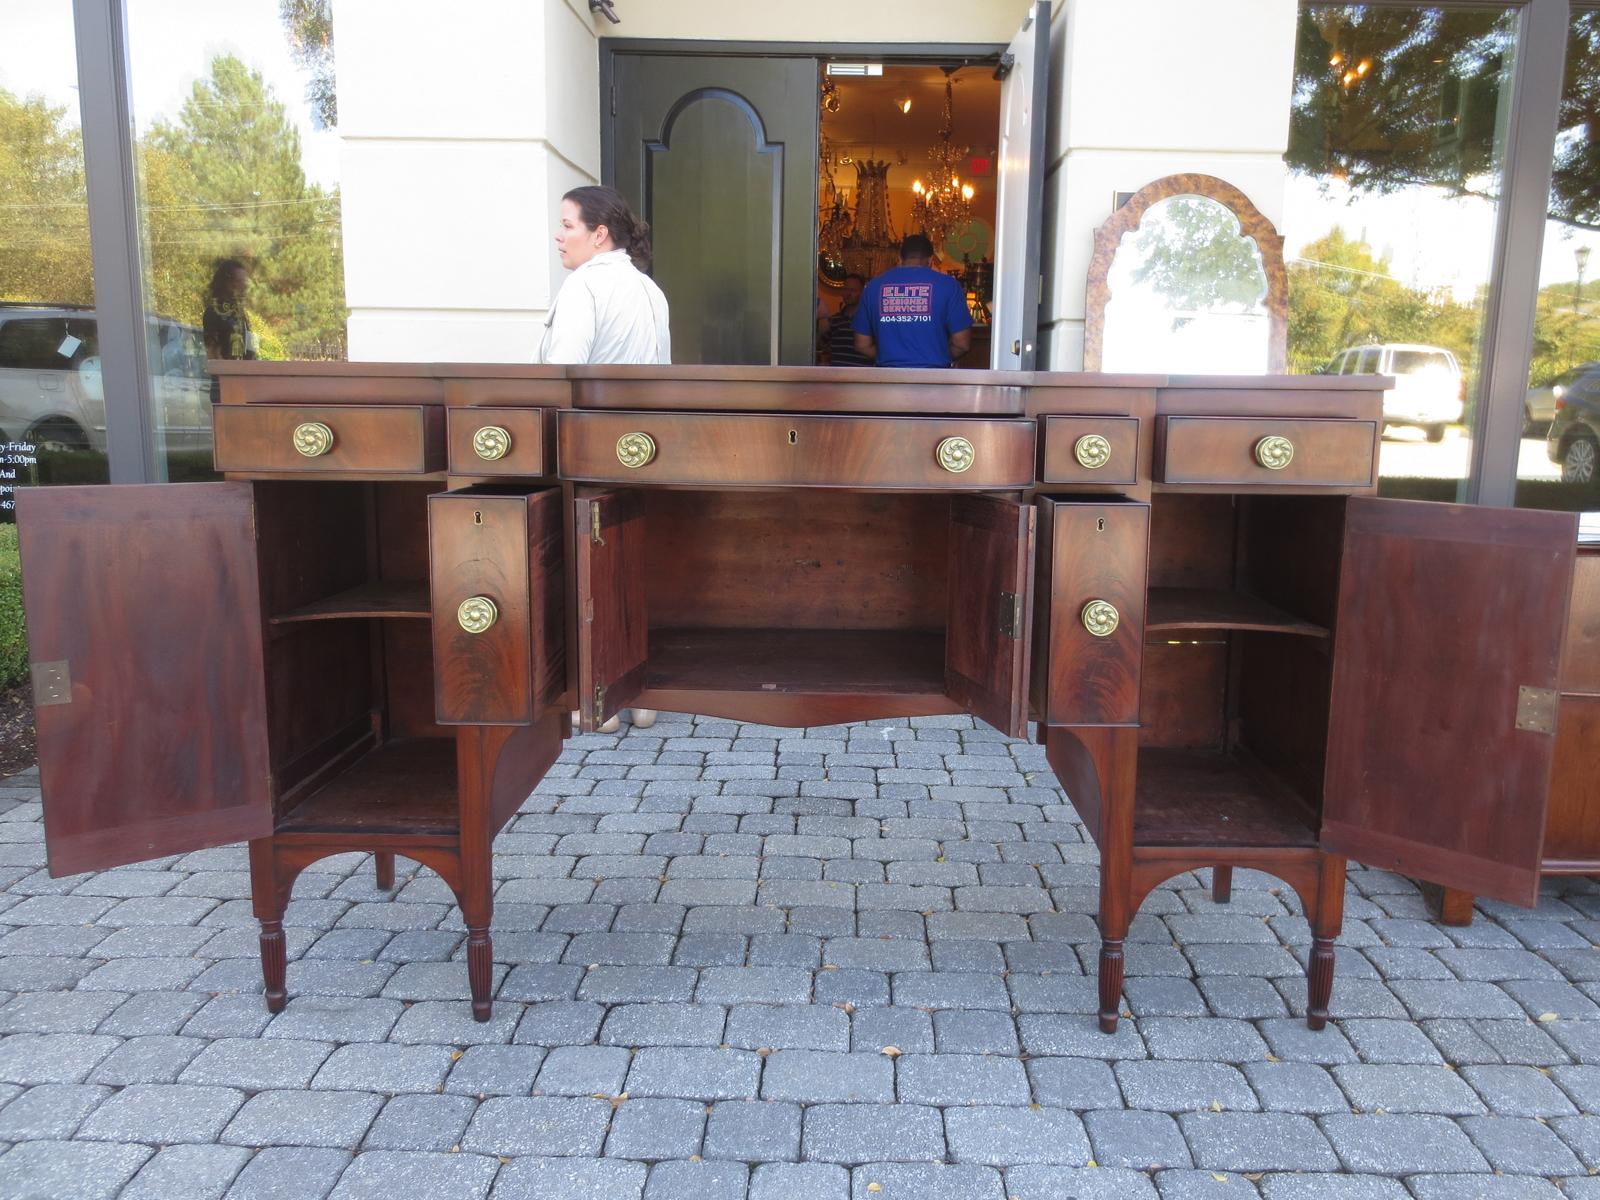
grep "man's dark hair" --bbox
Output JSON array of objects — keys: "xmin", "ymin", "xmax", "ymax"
[
  {"xmin": 900, "ymin": 233, "xmax": 935, "ymax": 261},
  {"xmin": 208, "ymin": 257, "xmax": 248, "ymax": 302},
  {"xmin": 844, "ymin": 273, "xmax": 866, "ymax": 286}
]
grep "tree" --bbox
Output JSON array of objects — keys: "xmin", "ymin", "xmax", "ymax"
[
  {"xmin": 1125, "ymin": 197, "xmax": 1268, "ymax": 311},
  {"xmin": 1287, "ymin": 7, "xmax": 1600, "ymax": 231},
  {"xmin": 280, "ymin": 0, "xmax": 336, "ymax": 131},
  {"xmin": 0, "ymin": 89, "xmax": 92, "ymax": 306},
  {"xmin": 143, "ymin": 55, "xmax": 346, "ymax": 358}
]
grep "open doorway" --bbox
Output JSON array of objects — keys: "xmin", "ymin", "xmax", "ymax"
[{"xmin": 816, "ymin": 63, "xmax": 1002, "ymax": 368}]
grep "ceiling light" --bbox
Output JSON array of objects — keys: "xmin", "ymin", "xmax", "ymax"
[{"xmin": 827, "ymin": 63, "xmax": 883, "ymax": 77}]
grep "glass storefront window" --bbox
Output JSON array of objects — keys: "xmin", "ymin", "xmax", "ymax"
[
  {"xmin": 0, "ymin": 1, "xmax": 106, "ymax": 491},
  {"xmin": 1517, "ymin": 9, "xmax": 1600, "ymax": 513},
  {"xmin": 125, "ymin": 0, "xmax": 346, "ymax": 480},
  {"xmin": 1285, "ymin": 4, "xmax": 1519, "ymax": 501}
]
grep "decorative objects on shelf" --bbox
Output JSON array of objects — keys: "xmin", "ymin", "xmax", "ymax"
[{"xmin": 909, "ymin": 76, "xmax": 975, "ymax": 248}]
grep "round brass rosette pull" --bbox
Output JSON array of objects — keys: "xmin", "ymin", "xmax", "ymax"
[
  {"xmin": 1080, "ymin": 599, "xmax": 1120, "ymax": 637},
  {"xmin": 457, "ymin": 596, "xmax": 498, "ymax": 634},
  {"xmin": 1254, "ymin": 435, "xmax": 1295, "ymax": 470},
  {"xmin": 1074, "ymin": 433, "xmax": 1112, "ymax": 470},
  {"xmin": 292, "ymin": 421, "xmax": 334, "ymax": 458},
  {"xmin": 472, "ymin": 425, "xmax": 512, "ymax": 461},
  {"xmin": 616, "ymin": 431, "xmax": 657, "ymax": 469},
  {"xmin": 936, "ymin": 436, "xmax": 975, "ymax": 473}
]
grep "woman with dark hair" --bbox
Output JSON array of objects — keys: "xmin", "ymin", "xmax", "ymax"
[
  {"xmin": 545, "ymin": 186, "xmax": 668, "ymax": 731},
  {"xmin": 538, "ymin": 185, "xmax": 671, "ymax": 366},
  {"xmin": 202, "ymin": 258, "xmax": 256, "ymax": 402}
]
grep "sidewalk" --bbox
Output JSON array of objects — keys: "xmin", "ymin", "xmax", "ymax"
[{"xmin": 0, "ymin": 712, "xmax": 1597, "ymax": 1200}]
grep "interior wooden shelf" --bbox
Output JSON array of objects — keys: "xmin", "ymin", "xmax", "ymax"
[
  {"xmin": 277, "ymin": 738, "xmax": 458, "ymax": 835},
  {"xmin": 269, "ymin": 580, "xmax": 431, "ymax": 625},
  {"xmin": 1146, "ymin": 587, "xmax": 1328, "ymax": 638},
  {"xmin": 647, "ymin": 627, "xmax": 945, "ymax": 695},
  {"xmin": 1134, "ymin": 747, "xmax": 1319, "ymax": 849}
]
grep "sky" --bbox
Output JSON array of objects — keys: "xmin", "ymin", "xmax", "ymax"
[{"xmin": 0, "ymin": 0, "xmax": 340, "ymax": 188}]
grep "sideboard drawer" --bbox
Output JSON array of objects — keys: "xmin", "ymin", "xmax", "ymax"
[
  {"xmin": 1033, "ymin": 498, "xmax": 1148, "ymax": 725},
  {"xmin": 1040, "ymin": 416, "xmax": 1140, "ymax": 485},
  {"xmin": 214, "ymin": 404, "xmax": 446, "ymax": 475},
  {"xmin": 448, "ymin": 408, "xmax": 555, "ymax": 476},
  {"xmin": 1562, "ymin": 551, "xmax": 1600, "ymax": 695},
  {"xmin": 1156, "ymin": 416, "xmax": 1377, "ymax": 488},
  {"xmin": 429, "ymin": 487, "xmax": 564, "ymax": 725},
  {"xmin": 558, "ymin": 411, "xmax": 1036, "ymax": 489}
]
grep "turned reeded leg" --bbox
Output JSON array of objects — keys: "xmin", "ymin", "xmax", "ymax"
[
  {"xmin": 1212, "ymin": 865, "xmax": 1233, "ymax": 905},
  {"xmin": 1306, "ymin": 936, "xmax": 1336, "ymax": 1030},
  {"xmin": 259, "ymin": 919, "xmax": 287, "ymax": 1013},
  {"xmin": 1098, "ymin": 938, "xmax": 1126, "ymax": 1033},
  {"xmin": 374, "ymin": 852, "xmax": 396, "ymax": 892},
  {"xmin": 466, "ymin": 927, "xmax": 493, "ymax": 1021},
  {"xmin": 1440, "ymin": 887, "xmax": 1475, "ymax": 927}
]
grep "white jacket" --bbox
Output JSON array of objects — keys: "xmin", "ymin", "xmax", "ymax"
[{"xmin": 537, "ymin": 249, "xmax": 672, "ymax": 365}]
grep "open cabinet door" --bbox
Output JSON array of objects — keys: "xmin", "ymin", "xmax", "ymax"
[
  {"xmin": 575, "ymin": 489, "xmax": 648, "ymax": 732},
  {"xmin": 947, "ymin": 494, "xmax": 1036, "ymax": 738},
  {"xmin": 1322, "ymin": 498, "xmax": 1576, "ymax": 906},
  {"xmin": 17, "ymin": 484, "xmax": 273, "ymax": 876},
  {"xmin": 990, "ymin": 1, "xmax": 1051, "ymax": 370}
]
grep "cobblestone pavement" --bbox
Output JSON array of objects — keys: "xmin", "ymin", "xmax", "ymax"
[{"xmin": 1, "ymin": 713, "xmax": 1598, "ymax": 1199}]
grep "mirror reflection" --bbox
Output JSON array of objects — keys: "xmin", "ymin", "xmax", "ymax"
[{"xmin": 1101, "ymin": 194, "xmax": 1271, "ymax": 374}]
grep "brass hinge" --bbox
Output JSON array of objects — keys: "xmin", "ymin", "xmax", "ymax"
[
  {"xmin": 999, "ymin": 590, "xmax": 1024, "ymax": 640},
  {"xmin": 1515, "ymin": 685, "xmax": 1558, "ymax": 734},
  {"xmin": 591, "ymin": 684, "xmax": 607, "ymax": 727},
  {"xmin": 590, "ymin": 503, "xmax": 604, "ymax": 545},
  {"xmin": 31, "ymin": 661, "xmax": 70, "ymax": 707}
]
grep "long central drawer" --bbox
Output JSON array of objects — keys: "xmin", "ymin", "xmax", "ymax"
[{"xmin": 558, "ymin": 411, "xmax": 1036, "ymax": 489}]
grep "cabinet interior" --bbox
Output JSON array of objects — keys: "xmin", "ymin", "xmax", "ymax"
[
  {"xmin": 252, "ymin": 480, "xmax": 454, "ymax": 832},
  {"xmin": 1138, "ymin": 493, "xmax": 1345, "ymax": 849},
  {"xmin": 638, "ymin": 489, "xmax": 952, "ymax": 696}
]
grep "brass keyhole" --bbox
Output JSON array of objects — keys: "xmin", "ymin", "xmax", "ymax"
[
  {"xmin": 473, "ymin": 510, "xmax": 483, "ymax": 526},
  {"xmin": 1096, "ymin": 517, "xmax": 1106, "ymax": 532},
  {"xmin": 788, "ymin": 429, "xmax": 798, "ymax": 445}
]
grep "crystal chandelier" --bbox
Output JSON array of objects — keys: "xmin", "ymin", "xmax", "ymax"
[
  {"xmin": 909, "ymin": 76, "xmax": 975, "ymax": 250},
  {"xmin": 818, "ymin": 131, "xmax": 853, "ymax": 260}
]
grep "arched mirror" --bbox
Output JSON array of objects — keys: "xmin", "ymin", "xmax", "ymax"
[{"xmin": 1084, "ymin": 174, "xmax": 1286, "ymax": 374}]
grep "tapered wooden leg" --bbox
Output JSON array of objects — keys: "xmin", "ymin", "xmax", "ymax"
[
  {"xmin": 259, "ymin": 919, "xmax": 288, "ymax": 1013},
  {"xmin": 1098, "ymin": 938, "xmax": 1126, "ymax": 1033},
  {"xmin": 1306, "ymin": 936, "xmax": 1336, "ymax": 1031},
  {"xmin": 1440, "ymin": 887, "xmax": 1475, "ymax": 927},
  {"xmin": 1212, "ymin": 865, "xmax": 1233, "ymax": 905},
  {"xmin": 466, "ymin": 927, "xmax": 493, "ymax": 1021},
  {"xmin": 374, "ymin": 852, "xmax": 396, "ymax": 892}
]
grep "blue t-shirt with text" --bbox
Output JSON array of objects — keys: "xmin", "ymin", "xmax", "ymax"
[{"xmin": 852, "ymin": 266, "xmax": 973, "ymax": 368}]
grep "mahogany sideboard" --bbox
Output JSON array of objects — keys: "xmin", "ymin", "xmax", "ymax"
[{"xmin": 15, "ymin": 363, "xmax": 1579, "ymax": 1032}]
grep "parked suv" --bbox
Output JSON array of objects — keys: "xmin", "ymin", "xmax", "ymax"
[
  {"xmin": 0, "ymin": 302, "xmax": 212, "ymax": 453},
  {"xmin": 1324, "ymin": 342, "xmax": 1464, "ymax": 441},
  {"xmin": 1545, "ymin": 363, "xmax": 1600, "ymax": 488}
]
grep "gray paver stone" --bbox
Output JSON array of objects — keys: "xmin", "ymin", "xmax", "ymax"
[
  {"xmin": 762, "ymin": 1049, "xmax": 894, "ymax": 1102},
  {"xmin": 644, "ymin": 1160, "xmax": 749, "ymax": 1200},
  {"xmin": 328, "ymin": 1150, "xmax": 498, "ymax": 1200},
  {"xmin": 802, "ymin": 1102, "xmax": 945, "ymax": 1163},
  {"xmin": 1176, "ymin": 1112, "xmax": 1339, "ymax": 1171},
  {"xmin": 1319, "ymin": 1113, "xmax": 1489, "ymax": 1174},
  {"xmin": 606, "ymin": 1096, "xmax": 707, "ymax": 1159},
  {"xmin": 0, "ymin": 1138, "xmax": 152, "ymax": 1200},
  {"xmin": 461, "ymin": 1095, "xmax": 611, "ymax": 1156},
  {"xmin": 490, "ymin": 1156, "xmax": 647, "ymax": 1200},
  {"xmin": 849, "ymin": 1162, "xmax": 1005, "ymax": 1199},
  {"xmin": 945, "ymin": 1104, "xmax": 1091, "ymax": 1165},
  {"xmin": 362, "ymin": 1093, "xmax": 477, "ymax": 1151},
  {"xmin": 120, "ymin": 1143, "xmax": 250, "ymax": 1200},
  {"xmin": 1084, "ymin": 1109, "xmax": 1193, "ymax": 1170},
  {"xmin": 749, "ymin": 1162, "xmax": 850, "ymax": 1200},
  {"xmin": 76, "ymin": 1082, "xmax": 244, "ymax": 1144}
]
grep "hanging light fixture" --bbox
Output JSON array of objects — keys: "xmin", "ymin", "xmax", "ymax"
[{"xmin": 909, "ymin": 75, "xmax": 973, "ymax": 250}]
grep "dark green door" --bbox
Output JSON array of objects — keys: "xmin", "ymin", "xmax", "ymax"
[{"xmin": 610, "ymin": 55, "xmax": 819, "ymax": 366}]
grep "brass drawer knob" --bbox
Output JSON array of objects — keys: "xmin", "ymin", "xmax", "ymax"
[
  {"xmin": 473, "ymin": 425, "xmax": 512, "ymax": 461},
  {"xmin": 1080, "ymin": 599, "xmax": 1120, "ymax": 637},
  {"xmin": 616, "ymin": 431, "xmax": 656, "ymax": 469},
  {"xmin": 1074, "ymin": 433, "xmax": 1112, "ymax": 470},
  {"xmin": 457, "ymin": 596, "xmax": 498, "ymax": 634},
  {"xmin": 292, "ymin": 421, "xmax": 334, "ymax": 458},
  {"xmin": 936, "ymin": 436, "xmax": 975, "ymax": 473},
  {"xmin": 1254, "ymin": 435, "xmax": 1295, "ymax": 470}
]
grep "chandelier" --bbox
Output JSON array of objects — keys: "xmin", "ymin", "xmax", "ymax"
[
  {"xmin": 909, "ymin": 76, "xmax": 974, "ymax": 250},
  {"xmin": 818, "ymin": 132, "xmax": 853, "ymax": 259}
]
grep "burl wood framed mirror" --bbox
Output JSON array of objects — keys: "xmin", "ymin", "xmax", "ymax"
[{"xmin": 1083, "ymin": 174, "xmax": 1287, "ymax": 374}]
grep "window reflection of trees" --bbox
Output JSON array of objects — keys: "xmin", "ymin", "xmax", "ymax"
[{"xmin": 1121, "ymin": 196, "xmax": 1268, "ymax": 313}]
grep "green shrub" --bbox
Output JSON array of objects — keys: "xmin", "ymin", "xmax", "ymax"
[{"xmin": 0, "ymin": 525, "xmax": 26, "ymax": 689}]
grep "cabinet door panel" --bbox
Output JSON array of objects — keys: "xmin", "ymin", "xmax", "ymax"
[
  {"xmin": 946, "ymin": 495, "xmax": 1036, "ymax": 738},
  {"xmin": 17, "ymin": 484, "xmax": 273, "ymax": 876},
  {"xmin": 431, "ymin": 487, "xmax": 565, "ymax": 725},
  {"xmin": 575, "ymin": 489, "xmax": 647, "ymax": 732},
  {"xmin": 1033, "ymin": 498, "xmax": 1148, "ymax": 725},
  {"xmin": 1323, "ymin": 498, "xmax": 1575, "ymax": 906}
]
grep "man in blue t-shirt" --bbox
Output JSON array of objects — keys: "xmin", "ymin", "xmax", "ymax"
[{"xmin": 853, "ymin": 234, "xmax": 974, "ymax": 368}]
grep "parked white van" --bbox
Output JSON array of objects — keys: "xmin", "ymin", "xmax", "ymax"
[{"xmin": 1324, "ymin": 342, "xmax": 1464, "ymax": 441}]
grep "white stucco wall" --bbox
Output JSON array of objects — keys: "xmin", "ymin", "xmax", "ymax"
[
  {"xmin": 335, "ymin": 0, "xmax": 603, "ymax": 361},
  {"xmin": 1036, "ymin": 0, "xmax": 1298, "ymax": 369}
]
